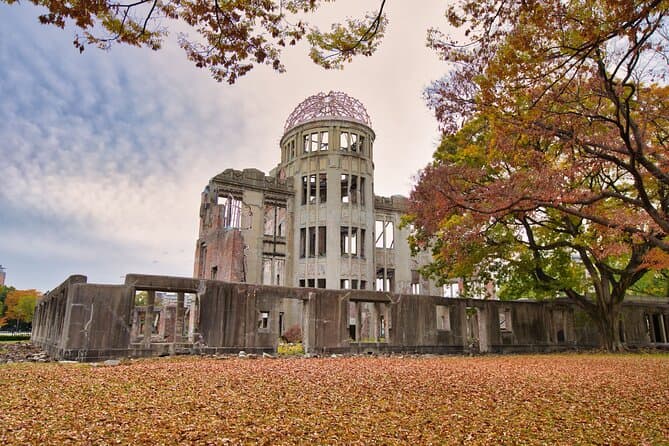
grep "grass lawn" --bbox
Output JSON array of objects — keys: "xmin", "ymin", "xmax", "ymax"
[{"xmin": 0, "ymin": 354, "xmax": 667, "ymax": 445}]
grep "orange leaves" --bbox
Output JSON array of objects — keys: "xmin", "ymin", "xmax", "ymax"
[
  {"xmin": 0, "ymin": 354, "xmax": 668, "ymax": 445},
  {"xmin": 4, "ymin": 289, "xmax": 40, "ymax": 325}
]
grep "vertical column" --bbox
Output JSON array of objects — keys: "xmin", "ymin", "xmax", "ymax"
[
  {"xmin": 188, "ymin": 295, "xmax": 199, "ymax": 343},
  {"xmin": 302, "ymin": 292, "xmax": 317, "ymax": 354},
  {"xmin": 174, "ymin": 292, "xmax": 185, "ymax": 345},
  {"xmin": 142, "ymin": 290, "xmax": 155, "ymax": 347}
]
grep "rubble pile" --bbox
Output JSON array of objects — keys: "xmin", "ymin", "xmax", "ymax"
[{"xmin": 0, "ymin": 342, "xmax": 51, "ymax": 363}]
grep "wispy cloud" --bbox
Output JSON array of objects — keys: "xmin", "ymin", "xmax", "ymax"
[{"xmin": 0, "ymin": 1, "xmax": 448, "ymax": 290}]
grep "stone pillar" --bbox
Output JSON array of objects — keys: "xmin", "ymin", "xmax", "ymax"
[
  {"xmin": 188, "ymin": 295, "xmax": 199, "ymax": 343},
  {"xmin": 175, "ymin": 292, "xmax": 185, "ymax": 344},
  {"xmin": 142, "ymin": 290, "xmax": 155, "ymax": 347},
  {"xmin": 302, "ymin": 292, "xmax": 317, "ymax": 354}
]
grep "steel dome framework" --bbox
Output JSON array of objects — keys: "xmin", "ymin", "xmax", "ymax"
[{"xmin": 284, "ymin": 91, "xmax": 371, "ymax": 132}]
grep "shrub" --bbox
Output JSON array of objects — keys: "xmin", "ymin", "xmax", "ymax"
[
  {"xmin": 277, "ymin": 342, "xmax": 304, "ymax": 356},
  {"xmin": 283, "ymin": 324, "xmax": 302, "ymax": 343}
]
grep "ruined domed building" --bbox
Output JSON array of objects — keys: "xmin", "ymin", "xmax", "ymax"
[
  {"xmin": 31, "ymin": 93, "xmax": 668, "ymax": 361},
  {"xmin": 194, "ymin": 91, "xmax": 446, "ymax": 297}
]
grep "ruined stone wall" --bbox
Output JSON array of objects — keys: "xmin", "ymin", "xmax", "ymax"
[
  {"xmin": 32, "ymin": 275, "xmax": 134, "ymax": 360},
  {"xmin": 32, "ymin": 274, "xmax": 669, "ymax": 361}
]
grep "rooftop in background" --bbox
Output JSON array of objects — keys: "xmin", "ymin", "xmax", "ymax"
[{"xmin": 283, "ymin": 91, "xmax": 371, "ymax": 133}]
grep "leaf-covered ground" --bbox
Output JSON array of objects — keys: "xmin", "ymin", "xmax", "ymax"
[{"xmin": 0, "ymin": 354, "xmax": 667, "ymax": 445}]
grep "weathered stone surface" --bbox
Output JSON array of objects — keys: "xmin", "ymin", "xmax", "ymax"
[{"xmin": 31, "ymin": 274, "xmax": 669, "ymax": 362}]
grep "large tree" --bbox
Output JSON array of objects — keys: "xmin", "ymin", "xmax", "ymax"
[
  {"xmin": 409, "ymin": 117, "xmax": 654, "ymax": 351},
  {"xmin": 409, "ymin": 0, "xmax": 669, "ymax": 350},
  {"xmin": 425, "ymin": 0, "xmax": 669, "ymax": 252},
  {"xmin": 2, "ymin": 0, "xmax": 387, "ymax": 83}
]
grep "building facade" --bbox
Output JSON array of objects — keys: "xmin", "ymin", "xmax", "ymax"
[{"xmin": 193, "ymin": 91, "xmax": 454, "ymax": 297}]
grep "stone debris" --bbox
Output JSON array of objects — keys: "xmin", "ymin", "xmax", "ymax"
[{"xmin": 0, "ymin": 342, "xmax": 52, "ymax": 363}]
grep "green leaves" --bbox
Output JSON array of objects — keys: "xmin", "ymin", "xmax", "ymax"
[{"xmin": 307, "ymin": 4, "xmax": 387, "ymax": 69}]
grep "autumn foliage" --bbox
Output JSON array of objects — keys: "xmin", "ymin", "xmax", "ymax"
[
  {"xmin": 3, "ymin": 0, "xmax": 387, "ymax": 83},
  {"xmin": 0, "ymin": 355, "xmax": 667, "ymax": 444},
  {"xmin": 1, "ymin": 289, "xmax": 39, "ymax": 329},
  {"xmin": 409, "ymin": 1, "xmax": 669, "ymax": 350}
]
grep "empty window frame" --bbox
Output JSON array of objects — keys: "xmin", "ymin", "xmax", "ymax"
[
  {"xmin": 300, "ymin": 228, "xmax": 306, "ymax": 258},
  {"xmin": 263, "ymin": 203, "xmax": 287, "ymax": 237},
  {"xmin": 302, "ymin": 174, "xmax": 326, "ymax": 205},
  {"xmin": 410, "ymin": 270, "xmax": 421, "ymax": 295},
  {"xmin": 198, "ymin": 243, "xmax": 207, "ymax": 279},
  {"xmin": 436, "ymin": 306, "xmax": 451, "ymax": 331},
  {"xmin": 300, "ymin": 226, "xmax": 326, "ymax": 258},
  {"xmin": 303, "ymin": 131, "xmax": 328, "ymax": 153},
  {"xmin": 299, "ymin": 278, "xmax": 323, "ymax": 288},
  {"xmin": 340, "ymin": 132, "xmax": 364, "ymax": 153},
  {"xmin": 499, "ymin": 308, "xmax": 512, "ymax": 332},
  {"xmin": 341, "ymin": 174, "xmax": 349, "ymax": 203},
  {"xmin": 318, "ymin": 225, "xmax": 326, "ymax": 256},
  {"xmin": 320, "ymin": 131, "xmax": 329, "ymax": 151},
  {"xmin": 309, "ymin": 227, "xmax": 316, "ymax": 257},
  {"xmin": 348, "ymin": 301, "xmax": 357, "ymax": 340},
  {"xmin": 262, "ymin": 257, "xmax": 285, "ymax": 286},
  {"xmin": 258, "ymin": 311, "xmax": 270, "ymax": 330},
  {"xmin": 218, "ymin": 195, "xmax": 243, "ymax": 228},
  {"xmin": 349, "ymin": 133, "xmax": 358, "ymax": 152},
  {"xmin": 340, "ymin": 131, "xmax": 350, "ymax": 151},
  {"xmin": 319, "ymin": 173, "xmax": 327, "ymax": 203},
  {"xmin": 376, "ymin": 268, "xmax": 395, "ymax": 292},
  {"xmin": 303, "ymin": 134, "xmax": 311, "ymax": 153},
  {"xmin": 340, "ymin": 279, "xmax": 360, "ymax": 290},
  {"xmin": 341, "ymin": 227, "xmax": 365, "ymax": 257},
  {"xmin": 375, "ymin": 219, "xmax": 394, "ymax": 248},
  {"xmin": 350, "ymin": 176, "xmax": 358, "ymax": 204},
  {"xmin": 443, "ymin": 281, "xmax": 460, "ymax": 298},
  {"xmin": 340, "ymin": 174, "xmax": 365, "ymax": 205}
]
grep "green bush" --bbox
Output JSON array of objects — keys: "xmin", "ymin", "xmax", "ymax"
[
  {"xmin": 277, "ymin": 342, "xmax": 304, "ymax": 356},
  {"xmin": 0, "ymin": 334, "xmax": 31, "ymax": 342}
]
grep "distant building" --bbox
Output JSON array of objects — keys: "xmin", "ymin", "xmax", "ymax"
[
  {"xmin": 0, "ymin": 265, "xmax": 5, "ymax": 287},
  {"xmin": 193, "ymin": 92, "xmax": 476, "ymax": 297}
]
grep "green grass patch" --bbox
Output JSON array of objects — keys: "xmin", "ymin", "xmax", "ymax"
[{"xmin": 0, "ymin": 334, "xmax": 30, "ymax": 342}]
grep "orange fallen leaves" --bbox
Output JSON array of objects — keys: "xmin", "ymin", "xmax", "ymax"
[{"xmin": 0, "ymin": 354, "xmax": 667, "ymax": 445}]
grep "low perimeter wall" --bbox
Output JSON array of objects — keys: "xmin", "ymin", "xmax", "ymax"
[{"xmin": 32, "ymin": 274, "xmax": 669, "ymax": 361}]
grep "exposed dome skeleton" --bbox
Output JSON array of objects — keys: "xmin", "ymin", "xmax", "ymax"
[{"xmin": 284, "ymin": 91, "xmax": 371, "ymax": 132}]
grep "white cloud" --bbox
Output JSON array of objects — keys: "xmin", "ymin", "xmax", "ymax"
[{"xmin": 0, "ymin": 0, "xmax": 454, "ymax": 290}]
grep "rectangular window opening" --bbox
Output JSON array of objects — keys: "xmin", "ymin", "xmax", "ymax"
[
  {"xmin": 499, "ymin": 309, "xmax": 512, "ymax": 332},
  {"xmin": 341, "ymin": 174, "xmax": 349, "ymax": 203},
  {"xmin": 436, "ymin": 306, "xmax": 451, "ymax": 331},
  {"xmin": 300, "ymin": 228, "xmax": 306, "ymax": 258},
  {"xmin": 340, "ymin": 131, "xmax": 349, "ymax": 151},
  {"xmin": 318, "ymin": 226, "xmax": 327, "ymax": 256},
  {"xmin": 320, "ymin": 131, "xmax": 329, "ymax": 151},
  {"xmin": 319, "ymin": 173, "xmax": 327, "ymax": 203},
  {"xmin": 258, "ymin": 311, "xmax": 270, "ymax": 330},
  {"xmin": 350, "ymin": 133, "xmax": 359, "ymax": 152},
  {"xmin": 308, "ymin": 226, "xmax": 316, "ymax": 257},
  {"xmin": 219, "ymin": 195, "xmax": 243, "ymax": 228}
]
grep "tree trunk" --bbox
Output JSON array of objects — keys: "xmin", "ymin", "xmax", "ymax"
[{"xmin": 593, "ymin": 307, "xmax": 624, "ymax": 352}]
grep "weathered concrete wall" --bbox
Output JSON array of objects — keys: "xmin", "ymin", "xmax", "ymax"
[
  {"xmin": 32, "ymin": 274, "xmax": 669, "ymax": 361},
  {"xmin": 32, "ymin": 276, "xmax": 134, "ymax": 360}
]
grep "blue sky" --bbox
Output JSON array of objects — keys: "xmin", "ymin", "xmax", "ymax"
[{"xmin": 0, "ymin": 1, "xmax": 450, "ymax": 291}]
